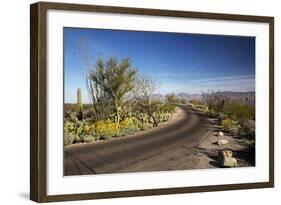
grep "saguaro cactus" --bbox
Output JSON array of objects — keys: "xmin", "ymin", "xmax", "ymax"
[{"xmin": 77, "ymin": 88, "xmax": 83, "ymax": 121}]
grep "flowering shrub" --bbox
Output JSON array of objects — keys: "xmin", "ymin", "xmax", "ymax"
[
  {"xmin": 222, "ymin": 118, "xmax": 240, "ymax": 136},
  {"xmin": 119, "ymin": 117, "xmax": 139, "ymax": 136},
  {"xmin": 94, "ymin": 120, "xmax": 120, "ymax": 140},
  {"xmin": 64, "ymin": 103, "xmax": 176, "ymax": 146}
]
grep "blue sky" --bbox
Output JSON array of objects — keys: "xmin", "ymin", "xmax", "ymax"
[{"xmin": 64, "ymin": 27, "xmax": 255, "ymax": 103}]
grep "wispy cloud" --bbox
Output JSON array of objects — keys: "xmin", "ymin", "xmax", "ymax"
[
  {"xmin": 193, "ymin": 74, "xmax": 254, "ymax": 83},
  {"xmin": 159, "ymin": 74, "xmax": 255, "ymax": 94}
]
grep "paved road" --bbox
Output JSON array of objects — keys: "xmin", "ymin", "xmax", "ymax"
[{"xmin": 64, "ymin": 105, "xmax": 212, "ymax": 176}]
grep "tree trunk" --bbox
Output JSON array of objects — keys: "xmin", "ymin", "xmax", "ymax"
[
  {"xmin": 114, "ymin": 99, "xmax": 120, "ymax": 125},
  {"xmin": 147, "ymin": 103, "xmax": 158, "ymax": 127},
  {"xmin": 149, "ymin": 112, "xmax": 158, "ymax": 127}
]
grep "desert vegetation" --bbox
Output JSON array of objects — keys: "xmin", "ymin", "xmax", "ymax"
[
  {"xmin": 64, "ymin": 56, "xmax": 175, "ymax": 145},
  {"xmin": 189, "ymin": 90, "xmax": 255, "ymax": 141}
]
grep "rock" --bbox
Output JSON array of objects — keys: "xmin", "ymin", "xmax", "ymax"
[
  {"xmin": 218, "ymin": 150, "xmax": 232, "ymax": 158},
  {"xmin": 217, "ymin": 139, "xmax": 228, "ymax": 145},
  {"xmin": 218, "ymin": 150, "xmax": 238, "ymax": 167},
  {"xmin": 223, "ymin": 157, "xmax": 237, "ymax": 167},
  {"xmin": 217, "ymin": 131, "xmax": 224, "ymax": 137}
]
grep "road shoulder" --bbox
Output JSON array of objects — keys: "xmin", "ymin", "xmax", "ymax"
[
  {"xmin": 65, "ymin": 106, "xmax": 187, "ymax": 150},
  {"xmin": 195, "ymin": 123, "xmax": 255, "ymax": 169}
]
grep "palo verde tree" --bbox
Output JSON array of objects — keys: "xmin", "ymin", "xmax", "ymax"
[
  {"xmin": 81, "ymin": 38, "xmax": 111, "ymax": 121},
  {"xmin": 87, "ymin": 57, "xmax": 137, "ymax": 124},
  {"xmin": 80, "ymin": 38, "xmax": 137, "ymax": 122}
]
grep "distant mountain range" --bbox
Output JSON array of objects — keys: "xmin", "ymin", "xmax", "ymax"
[
  {"xmin": 217, "ymin": 91, "xmax": 255, "ymax": 105},
  {"xmin": 152, "ymin": 91, "xmax": 255, "ymax": 105},
  {"xmin": 151, "ymin": 93, "xmax": 202, "ymax": 102}
]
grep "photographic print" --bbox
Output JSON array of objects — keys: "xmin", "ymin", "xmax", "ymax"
[
  {"xmin": 30, "ymin": 2, "xmax": 274, "ymax": 202},
  {"xmin": 63, "ymin": 28, "xmax": 256, "ymax": 176}
]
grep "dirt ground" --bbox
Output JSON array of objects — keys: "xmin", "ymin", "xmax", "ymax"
[{"xmin": 195, "ymin": 118, "xmax": 255, "ymax": 169}]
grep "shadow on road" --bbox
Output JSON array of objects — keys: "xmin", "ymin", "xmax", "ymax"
[{"xmin": 64, "ymin": 152, "xmax": 97, "ymax": 175}]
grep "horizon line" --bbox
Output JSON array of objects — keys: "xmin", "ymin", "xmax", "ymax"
[{"xmin": 64, "ymin": 90, "xmax": 255, "ymax": 104}]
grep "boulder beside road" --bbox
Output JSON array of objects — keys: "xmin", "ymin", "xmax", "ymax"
[
  {"xmin": 217, "ymin": 139, "xmax": 228, "ymax": 145},
  {"xmin": 218, "ymin": 150, "xmax": 238, "ymax": 167},
  {"xmin": 217, "ymin": 131, "xmax": 224, "ymax": 137}
]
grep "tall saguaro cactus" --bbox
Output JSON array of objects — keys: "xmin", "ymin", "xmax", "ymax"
[{"xmin": 77, "ymin": 88, "xmax": 83, "ymax": 121}]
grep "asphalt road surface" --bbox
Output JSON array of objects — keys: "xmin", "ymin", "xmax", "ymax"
[{"xmin": 64, "ymin": 105, "xmax": 212, "ymax": 176}]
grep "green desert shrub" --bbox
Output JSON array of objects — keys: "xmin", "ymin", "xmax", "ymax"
[
  {"xmin": 188, "ymin": 99, "xmax": 202, "ymax": 105},
  {"xmin": 159, "ymin": 103, "xmax": 175, "ymax": 113},
  {"xmin": 64, "ymin": 120, "xmax": 94, "ymax": 145},
  {"xmin": 64, "ymin": 101, "xmax": 176, "ymax": 145},
  {"xmin": 64, "ymin": 134, "xmax": 76, "ymax": 146},
  {"xmin": 136, "ymin": 121, "xmax": 152, "ymax": 131},
  {"xmin": 136, "ymin": 113, "xmax": 151, "ymax": 124},
  {"xmin": 223, "ymin": 100, "xmax": 255, "ymax": 120},
  {"xmin": 189, "ymin": 100, "xmax": 207, "ymax": 111},
  {"xmin": 119, "ymin": 117, "xmax": 139, "ymax": 136},
  {"xmin": 180, "ymin": 99, "xmax": 187, "ymax": 104},
  {"xmin": 207, "ymin": 109, "xmax": 218, "ymax": 118},
  {"xmin": 155, "ymin": 111, "xmax": 172, "ymax": 123},
  {"xmin": 222, "ymin": 118, "xmax": 240, "ymax": 136},
  {"xmin": 239, "ymin": 119, "xmax": 255, "ymax": 140}
]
